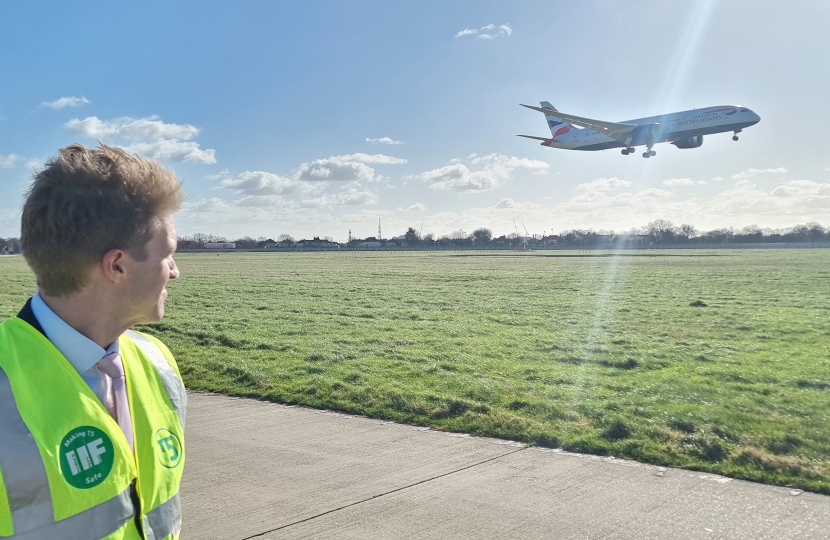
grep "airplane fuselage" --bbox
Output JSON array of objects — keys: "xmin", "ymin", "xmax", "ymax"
[{"xmin": 541, "ymin": 105, "xmax": 760, "ymax": 151}]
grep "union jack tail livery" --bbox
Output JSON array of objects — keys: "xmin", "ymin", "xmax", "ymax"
[{"xmin": 540, "ymin": 102, "xmax": 572, "ymax": 140}]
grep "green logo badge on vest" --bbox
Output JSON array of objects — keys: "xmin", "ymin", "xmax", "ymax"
[
  {"xmin": 59, "ymin": 426, "xmax": 115, "ymax": 489},
  {"xmin": 155, "ymin": 428, "xmax": 182, "ymax": 468}
]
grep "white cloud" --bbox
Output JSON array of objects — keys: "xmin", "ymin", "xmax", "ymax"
[
  {"xmin": 398, "ymin": 202, "xmax": 428, "ymax": 212},
  {"xmin": 172, "ymin": 176, "xmax": 830, "ymax": 243},
  {"xmin": 218, "ymin": 171, "xmax": 305, "ymax": 195},
  {"xmin": 0, "ymin": 154, "xmax": 20, "ymax": 168},
  {"xmin": 121, "ymin": 139, "xmax": 216, "ymax": 164},
  {"xmin": 663, "ymin": 178, "xmax": 706, "ymax": 186},
  {"xmin": 300, "ymin": 184, "xmax": 378, "ymax": 207},
  {"xmin": 342, "ymin": 209, "xmax": 394, "ymax": 225},
  {"xmin": 770, "ymin": 180, "xmax": 830, "ymax": 198},
  {"xmin": 456, "ymin": 23, "xmax": 511, "ymax": 39},
  {"xmin": 731, "ymin": 167, "xmax": 788, "ymax": 180},
  {"xmin": 66, "ymin": 115, "xmax": 199, "ymax": 140},
  {"xmin": 532, "ymin": 169, "xmax": 550, "ymax": 176},
  {"xmin": 416, "ymin": 153, "xmax": 548, "ymax": 193},
  {"xmin": 333, "ymin": 153, "xmax": 407, "ymax": 165},
  {"xmin": 296, "ymin": 153, "xmax": 406, "ymax": 182},
  {"xmin": 182, "ymin": 197, "xmax": 231, "ymax": 213},
  {"xmin": 41, "ymin": 96, "xmax": 90, "ymax": 109},
  {"xmin": 206, "ymin": 168, "xmax": 231, "ymax": 181},
  {"xmin": 366, "ymin": 137, "xmax": 404, "ymax": 145},
  {"xmin": 297, "ymin": 159, "xmax": 376, "ymax": 183},
  {"xmin": 494, "ymin": 198, "xmax": 541, "ymax": 209},
  {"xmin": 469, "ymin": 154, "xmax": 548, "ymax": 169},
  {"xmin": 235, "ymin": 195, "xmax": 293, "ymax": 208},
  {"xmin": 65, "ymin": 115, "xmax": 216, "ymax": 164},
  {"xmin": 576, "ymin": 177, "xmax": 633, "ymax": 191}
]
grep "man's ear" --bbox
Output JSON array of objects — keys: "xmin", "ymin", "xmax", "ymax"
[{"xmin": 101, "ymin": 249, "xmax": 127, "ymax": 284}]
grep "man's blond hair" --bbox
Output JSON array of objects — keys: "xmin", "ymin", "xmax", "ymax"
[{"xmin": 21, "ymin": 143, "xmax": 182, "ymax": 296}]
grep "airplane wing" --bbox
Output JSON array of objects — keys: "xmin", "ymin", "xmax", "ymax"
[
  {"xmin": 516, "ymin": 134, "xmax": 554, "ymax": 142},
  {"xmin": 520, "ymin": 104, "xmax": 638, "ymax": 144}
]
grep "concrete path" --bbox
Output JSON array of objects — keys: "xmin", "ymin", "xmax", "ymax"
[{"xmin": 180, "ymin": 392, "xmax": 830, "ymax": 539}]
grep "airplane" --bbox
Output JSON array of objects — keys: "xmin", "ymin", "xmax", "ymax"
[{"xmin": 518, "ymin": 102, "xmax": 760, "ymax": 158}]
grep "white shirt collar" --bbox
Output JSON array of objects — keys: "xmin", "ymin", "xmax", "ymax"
[{"xmin": 30, "ymin": 291, "xmax": 119, "ymax": 374}]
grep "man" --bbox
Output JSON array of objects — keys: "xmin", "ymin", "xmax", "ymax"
[{"xmin": 0, "ymin": 144, "xmax": 187, "ymax": 539}]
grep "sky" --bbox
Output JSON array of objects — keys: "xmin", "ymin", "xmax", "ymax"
[{"xmin": 1, "ymin": 1, "xmax": 829, "ymax": 241}]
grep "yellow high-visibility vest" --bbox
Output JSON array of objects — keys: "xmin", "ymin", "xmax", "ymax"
[{"xmin": 0, "ymin": 312, "xmax": 186, "ymax": 540}]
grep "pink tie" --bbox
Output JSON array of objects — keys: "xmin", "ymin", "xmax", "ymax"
[{"xmin": 97, "ymin": 352, "xmax": 134, "ymax": 451}]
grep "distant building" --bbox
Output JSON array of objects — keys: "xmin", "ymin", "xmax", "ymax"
[
  {"xmin": 296, "ymin": 237, "xmax": 339, "ymax": 249},
  {"xmin": 258, "ymin": 239, "xmax": 278, "ymax": 248},
  {"xmin": 390, "ymin": 234, "xmax": 407, "ymax": 246},
  {"xmin": 204, "ymin": 242, "xmax": 236, "ymax": 249}
]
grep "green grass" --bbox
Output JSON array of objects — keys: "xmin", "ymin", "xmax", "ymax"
[{"xmin": 2, "ymin": 250, "xmax": 830, "ymax": 493}]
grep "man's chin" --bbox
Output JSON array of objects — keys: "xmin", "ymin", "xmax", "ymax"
[{"xmin": 133, "ymin": 307, "xmax": 165, "ymax": 326}]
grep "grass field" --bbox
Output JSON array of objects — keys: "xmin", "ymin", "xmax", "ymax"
[{"xmin": 2, "ymin": 250, "xmax": 829, "ymax": 493}]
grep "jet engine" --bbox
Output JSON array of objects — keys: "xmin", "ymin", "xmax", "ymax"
[{"xmin": 672, "ymin": 135, "xmax": 704, "ymax": 149}]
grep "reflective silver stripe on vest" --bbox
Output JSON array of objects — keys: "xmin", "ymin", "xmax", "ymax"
[
  {"xmin": 142, "ymin": 491, "xmax": 181, "ymax": 540},
  {"xmin": 125, "ymin": 330, "xmax": 187, "ymax": 429},
  {"xmin": 0, "ymin": 367, "xmax": 53, "ymax": 534},
  {"xmin": 0, "ymin": 368, "xmax": 136, "ymax": 539},
  {"xmin": 9, "ymin": 487, "xmax": 135, "ymax": 540}
]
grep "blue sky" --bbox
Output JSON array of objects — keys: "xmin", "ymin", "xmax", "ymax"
[{"xmin": 2, "ymin": 1, "xmax": 829, "ymax": 241}]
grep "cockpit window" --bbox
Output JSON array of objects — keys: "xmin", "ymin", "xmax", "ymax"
[{"xmin": 740, "ymin": 108, "xmax": 749, "ymax": 112}]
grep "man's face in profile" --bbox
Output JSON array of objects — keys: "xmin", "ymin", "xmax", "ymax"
[{"xmin": 124, "ymin": 214, "xmax": 180, "ymax": 324}]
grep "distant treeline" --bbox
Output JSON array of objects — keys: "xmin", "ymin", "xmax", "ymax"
[
  {"xmin": 3, "ymin": 221, "xmax": 829, "ymax": 255},
  {"xmin": 176, "ymin": 220, "xmax": 830, "ymax": 249}
]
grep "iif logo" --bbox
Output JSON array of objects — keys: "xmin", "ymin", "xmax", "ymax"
[
  {"xmin": 155, "ymin": 428, "xmax": 183, "ymax": 468},
  {"xmin": 59, "ymin": 427, "xmax": 114, "ymax": 489},
  {"xmin": 66, "ymin": 438, "xmax": 107, "ymax": 474}
]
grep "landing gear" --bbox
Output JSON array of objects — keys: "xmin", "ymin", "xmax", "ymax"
[
  {"xmin": 642, "ymin": 145, "xmax": 656, "ymax": 158},
  {"xmin": 733, "ymin": 129, "xmax": 742, "ymax": 141},
  {"xmin": 621, "ymin": 147, "xmax": 635, "ymax": 155}
]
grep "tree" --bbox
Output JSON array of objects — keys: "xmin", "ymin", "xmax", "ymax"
[
  {"xmin": 702, "ymin": 227, "xmax": 734, "ymax": 243},
  {"xmin": 644, "ymin": 219, "xmax": 678, "ymax": 244},
  {"xmin": 277, "ymin": 234, "xmax": 295, "ymax": 247},
  {"xmin": 404, "ymin": 227, "xmax": 420, "ymax": 246},
  {"xmin": 678, "ymin": 224, "xmax": 698, "ymax": 241},
  {"xmin": 233, "ymin": 236, "xmax": 258, "ymax": 249},
  {"xmin": 472, "ymin": 227, "xmax": 493, "ymax": 246},
  {"xmin": 449, "ymin": 229, "xmax": 472, "ymax": 246}
]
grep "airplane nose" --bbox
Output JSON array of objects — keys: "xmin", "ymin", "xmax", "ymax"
[{"xmin": 751, "ymin": 111, "xmax": 761, "ymax": 125}]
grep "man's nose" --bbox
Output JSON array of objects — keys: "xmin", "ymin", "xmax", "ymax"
[{"xmin": 169, "ymin": 259, "xmax": 180, "ymax": 280}]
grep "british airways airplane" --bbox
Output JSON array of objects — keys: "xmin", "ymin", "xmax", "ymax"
[{"xmin": 518, "ymin": 102, "xmax": 760, "ymax": 158}]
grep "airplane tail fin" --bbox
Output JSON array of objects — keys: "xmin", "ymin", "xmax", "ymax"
[{"xmin": 540, "ymin": 101, "xmax": 573, "ymax": 137}]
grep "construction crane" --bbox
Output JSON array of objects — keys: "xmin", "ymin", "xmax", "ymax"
[{"xmin": 522, "ymin": 223, "xmax": 530, "ymax": 237}]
